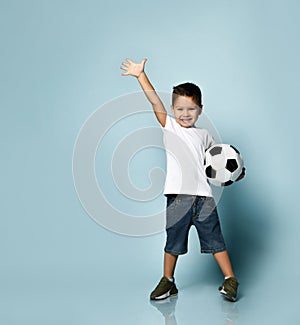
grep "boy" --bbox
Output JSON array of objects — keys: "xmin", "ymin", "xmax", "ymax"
[{"xmin": 120, "ymin": 58, "xmax": 245, "ymax": 302}]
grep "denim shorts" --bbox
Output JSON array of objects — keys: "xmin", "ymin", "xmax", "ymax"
[{"xmin": 164, "ymin": 194, "xmax": 226, "ymax": 255}]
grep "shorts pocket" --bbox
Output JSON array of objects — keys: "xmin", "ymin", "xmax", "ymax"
[{"xmin": 198, "ymin": 197, "xmax": 217, "ymax": 221}]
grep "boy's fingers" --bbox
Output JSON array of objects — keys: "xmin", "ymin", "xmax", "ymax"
[
  {"xmin": 120, "ymin": 66, "xmax": 127, "ymax": 70},
  {"xmin": 126, "ymin": 58, "xmax": 133, "ymax": 63},
  {"xmin": 122, "ymin": 62, "xmax": 129, "ymax": 67}
]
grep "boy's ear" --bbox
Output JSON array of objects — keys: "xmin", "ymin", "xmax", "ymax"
[
  {"xmin": 170, "ymin": 105, "xmax": 175, "ymax": 113},
  {"xmin": 198, "ymin": 105, "xmax": 203, "ymax": 115}
]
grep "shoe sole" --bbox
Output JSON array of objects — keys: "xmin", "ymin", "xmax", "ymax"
[
  {"xmin": 219, "ymin": 288, "xmax": 237, "ymax": 302},
  {"xmin": 150, "ymin": 290, "xmax": 178, "ymax": 301}
]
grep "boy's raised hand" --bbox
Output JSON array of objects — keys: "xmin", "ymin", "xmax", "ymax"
[
  {"xmin": 120, "ymin": 57, "xmax": 167, "ymax": 126},
  {"xmin": 120, "ymin": 58, "xmax": 147, "ymax": 78}
]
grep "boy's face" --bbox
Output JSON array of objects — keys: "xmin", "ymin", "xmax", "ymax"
[{"xmin": 171, "ymin": 95, "xmax": 202, "ymax": 128}]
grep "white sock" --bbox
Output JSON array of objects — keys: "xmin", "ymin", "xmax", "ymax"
[
  {"xmin": 167, "ymin": 277, "xmax": 174, "ymax": 282},
  {"xmin": 225, "ymin": 276, "xmax": 232, "ymax": 280}
]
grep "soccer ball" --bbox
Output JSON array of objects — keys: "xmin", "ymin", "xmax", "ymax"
[{"xmin": 204, "ymin": 144, "xmax": 244, "ymax": 187}]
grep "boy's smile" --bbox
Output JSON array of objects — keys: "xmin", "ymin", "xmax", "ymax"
[{"xmin": 171, "ymin": 95, "xmax": 202, "ymax": 128}]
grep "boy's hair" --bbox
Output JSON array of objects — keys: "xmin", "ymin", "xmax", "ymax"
[{"xmin": 172, "ymin": 82, "xmax": 202, "ymax": 107}]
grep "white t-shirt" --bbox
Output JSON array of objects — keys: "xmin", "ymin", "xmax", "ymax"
[{"xmin": 161, "ymin": 115, "xmax": 215, "ymax": 197}]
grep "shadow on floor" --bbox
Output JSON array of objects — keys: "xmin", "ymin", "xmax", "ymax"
[{"xmin": 180, "ymin": 183, "xmax": 274, "ymax": 292}]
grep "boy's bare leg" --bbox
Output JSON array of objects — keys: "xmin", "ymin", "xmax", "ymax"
[
  {"xmin": 164, "ymin": 252, "xmax": 178, "ymax": 278},
  {"xmin": 213, "ymin": 250, "xmax": 235, "ymax": 278}
]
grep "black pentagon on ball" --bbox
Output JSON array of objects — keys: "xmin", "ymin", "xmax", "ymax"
[
  {"xmin": 221, "ymin": 180, "xmax": 234, "ymax": 186},
  {"xmin": 230, "ymin": 145, "xmax": 240, "ymax": 154},
  {"xmin": 205, "ymin": 165, "xmax": 217, "ymax": 178},
  {"xmin": 209, "ymin": 146, "xmax": 222, "ymax": 156},
  {"xmin": 226, "ymin": 159, "xmax": 238, "ymax": 172}
]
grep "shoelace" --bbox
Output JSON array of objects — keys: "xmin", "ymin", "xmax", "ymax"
[
  {"xmin": 224, "ymin": 278, "xmax": 238, "ymax": 291},
  {"xmin": 155, "ymin": 277, "xmax": 170, "ymax": 289}
]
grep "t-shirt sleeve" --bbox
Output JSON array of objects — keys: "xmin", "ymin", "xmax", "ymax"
[
  {"xmin": 205, "ymin": 131, "xmax": 216, "ymax": 150},
  {"xmin": 161, "ymin": 114, "xmax": 175, "ymax": 131}
]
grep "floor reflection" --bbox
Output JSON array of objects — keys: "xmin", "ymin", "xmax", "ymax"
[
  {"xmin": 150, "ymin": 296, "xmax": 178, "ymax": 325},
  {"xmin": 220, "ymin": 299, "xmax": 239, "ymax": 324},
  {"xmin": 150, "ymin": 295, "xmax": 239, "ymax": 325}
]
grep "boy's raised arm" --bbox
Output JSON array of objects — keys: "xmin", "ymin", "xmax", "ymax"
[{"xmin": 120, "ymin": 58, "xmax": 167, "ymax": 127}]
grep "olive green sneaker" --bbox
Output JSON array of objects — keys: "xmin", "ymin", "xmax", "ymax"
[
  {"xmin": 218, "ymin": 277, "xmax": 239, "ymax": 302},
  {"xmin": 150, "ymin": 276, "xmax": 178, "ymax": 300}
]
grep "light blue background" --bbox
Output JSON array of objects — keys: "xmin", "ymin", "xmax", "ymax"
[{"xmin": 1, "ymin": 0, "xmax": 299, "ymax": 324}]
